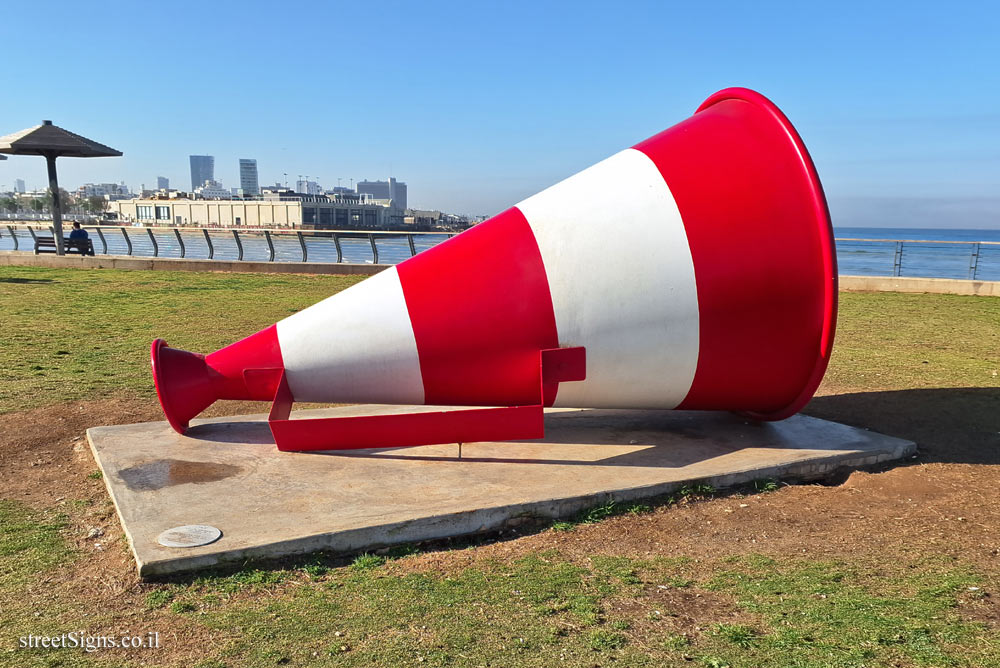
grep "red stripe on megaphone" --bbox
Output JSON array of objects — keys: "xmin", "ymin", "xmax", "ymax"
[{"xmin": 397, "ymin": 207, "xmax": 560, "ymax": 407}]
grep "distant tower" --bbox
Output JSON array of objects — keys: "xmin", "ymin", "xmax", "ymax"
[
  {"xmin": 389, "ymin": 176, "xmax": 407, "ymax": 210},
  {"xmin": 157, "ymin": 176, "xmax": 169, "ymax": 190},
  {"xmin": 14, "ymin": 178, "xmax": 25, "ymax": 193},
  {"xmin": 189, "ymin": 155, "xmax": 214, "ymax": 191},
  {"xmin": 239, "ymin": 159, "xmax": 260, "ymax": 195}
]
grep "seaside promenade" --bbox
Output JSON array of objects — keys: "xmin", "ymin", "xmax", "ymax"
[{"xmin": 2, "ymin": 222, "xmax": 1000, "ymax": 283}]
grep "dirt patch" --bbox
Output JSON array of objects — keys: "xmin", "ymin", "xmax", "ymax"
[
  {"xmin": 0, "ymin": 396, "xmax": 275, "ymax": 506},
  {"xmin": 610, "ymin": 584, "xmax": 750, "ymax": 631},
  {"xmin": 0, "ymin": 396, "xmax": 157, "ymax": 507}
]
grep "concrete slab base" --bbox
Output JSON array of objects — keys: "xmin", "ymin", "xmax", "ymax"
[{"xmin": 87, "ymin": 406, "xmax": 915, "ymax": 578}]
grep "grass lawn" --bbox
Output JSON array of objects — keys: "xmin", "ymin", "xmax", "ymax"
[
  {"xmin": 1, "ymin": 265, "xmax": 998, "ymax": 667},
  {"xmin": 0, "ymin": 267, "xmax": 364, "ymax": 414}
]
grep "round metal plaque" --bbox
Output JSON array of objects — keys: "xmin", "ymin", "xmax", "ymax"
[{"xmin": 156, "ymin": 524, "xmax": 222, "ymax": 548}]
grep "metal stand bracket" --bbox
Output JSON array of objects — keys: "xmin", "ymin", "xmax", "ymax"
[{"xmin": 267, "ymin": 347, "xmax": 586, "ymax": 451}]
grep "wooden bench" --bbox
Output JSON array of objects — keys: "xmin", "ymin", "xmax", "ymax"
[{"xmin": 33, "ymin": 236, "xmax": 95, "ymax": 256}]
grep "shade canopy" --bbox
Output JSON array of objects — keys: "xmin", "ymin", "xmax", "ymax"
[
  {"xmin": 0, "ymin": 121, "xmax": 122, "ymax": 255},
  {"xmin": 0, "ymin": 120, "xmax": 121, "ymax": 158}
]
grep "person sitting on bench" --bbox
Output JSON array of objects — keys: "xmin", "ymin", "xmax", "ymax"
[
  {"xmin": 67, "ymin": 222, "xmax": 95, "ymax": 255},
  {"xmin": 69, "ymin": 222, "xmax": 89, "ymax": 241}
]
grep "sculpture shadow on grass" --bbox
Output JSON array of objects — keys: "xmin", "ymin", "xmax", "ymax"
[{"xmin": 805, "ymin": 387, "xmax": 1000, "ymax": 465}]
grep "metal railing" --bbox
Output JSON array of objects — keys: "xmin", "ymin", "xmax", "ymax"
[
  {"xmin": 0, "ymin": 212, "xmax": 99, "ymax": 223},
  {"xmin": 835, "ymin": 237, "xmax": 1000, "ymax": 281},
  {"xmin": 0, "ymin": 223, "xmax": 998, "ymax": 279},
  {"xmin": 0, "ymin": 223, "xmax": 453, "ymax": 265}
]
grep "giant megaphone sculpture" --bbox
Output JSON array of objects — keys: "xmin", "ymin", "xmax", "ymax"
[{"xmin": 152, "ymin": 88, "xmax": 837, "ymax": 451}]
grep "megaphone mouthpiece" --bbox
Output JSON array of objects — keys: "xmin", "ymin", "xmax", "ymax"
[
  {"xmin": 152, "ymin": 326, "xmax": 285, "ymax": 433},
  {"xmin": 151, "ymin": 339, "xmax": 217, "ymax": 433}
]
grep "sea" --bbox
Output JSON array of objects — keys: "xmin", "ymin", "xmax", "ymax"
[
  {"xmin": 833, "ymin": 227, "xmax": 1000, "ymax": 281},
  {"xmin": 1, "ymin": 225, "xmax": 998, "ymax": 281}
]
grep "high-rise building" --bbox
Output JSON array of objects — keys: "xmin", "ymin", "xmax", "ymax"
[
  {"xmin": 239, "ymin": 159, "xmax": 259, "ymax": 195},
  {"xmin": 356, "ymin": 177, "xmax": 407, "ymax": 210},
  {"xmin": 14, "ymin": 179, "xmax": 25, "ymax": 193},
  {"xmin": 390, "ymin": 178, "xmax": 407, "ymax": 211},
  {"xmin": 156, "ymin": 176, "xmax": 169, "ymax": 190},
  {"xmin": 189, "ymin": 155, "xmax": 214, "ymax": 191}
]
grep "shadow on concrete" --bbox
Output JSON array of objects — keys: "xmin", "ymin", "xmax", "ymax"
[
  {"xmin": 805, "ymin": 387, "xmax": 1000, "ymax": 465},
  {"xmin": 319, "ymin": 410, "xmax": 770, "ymax": 467},
  {"xmin": 184, "ymin": 416, "xmax": 721, "ymax": 468},
  {"xmin": 184, "ymin": 408, "xmax": 875, "ymax": 470},
  {"xmin": 185, "ymin": 420, "xmax": 275, "ymax": 445},
  {"xmin": 313, "ymin": 446, "xmax": 719, "ymax": 469},
  {"xmin": 185, "ymin": 410, "xmax": 752, "ymax": 468}
]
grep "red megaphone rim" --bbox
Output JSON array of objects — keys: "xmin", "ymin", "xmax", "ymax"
[
  {"xmin": 151, "ymin": 338, "xmax": 218, "ymax": 434},
  {"xmin": 697, "ymin": 87, "xmax": 837, "ymax": 420}
]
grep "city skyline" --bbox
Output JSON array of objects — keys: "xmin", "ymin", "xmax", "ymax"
[
  {"xmin": 1, "ymin": 1, "xmax": 999, "ymax": 227},
  {"xmin": 0, "ymin": 166, "xmax": 411, "ymax": 201}
]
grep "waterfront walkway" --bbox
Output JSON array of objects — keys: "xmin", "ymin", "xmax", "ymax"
[{"xmin": 1, "ymin": 223, "xmax": 999, "ymax": 281}]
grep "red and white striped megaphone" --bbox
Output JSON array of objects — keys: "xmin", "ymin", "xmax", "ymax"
[{"xmin": 152, "ymin": 88, "xmax": 837, "ymax": 451}]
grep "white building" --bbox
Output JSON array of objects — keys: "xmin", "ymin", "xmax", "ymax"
[
  {"xmin": 107, "ymin": 192, "xmax": 403, "ymax": 229},
  {"xmin": 295, "ymin": 179, "xmax": 323, "ymax": 195},
  {"xmin": 357, "ymin": 177, "xmax": 407, "ymax": 210},
  {"xmin": 193, "ymin": 179, "xmax": 231, "ymax": 199},
  {"xmin": 75, "ymin": 182, "xmax": 131, "ymax": 200}
]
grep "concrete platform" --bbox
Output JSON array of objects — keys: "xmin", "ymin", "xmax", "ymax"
[{"xmin": 87, "ymin": 406, "xmax": 915, "ymax": 578}]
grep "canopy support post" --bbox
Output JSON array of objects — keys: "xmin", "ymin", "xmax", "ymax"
[{"xmin": 44, "ymin": 152, "xmax": 64, "ymax": 256}]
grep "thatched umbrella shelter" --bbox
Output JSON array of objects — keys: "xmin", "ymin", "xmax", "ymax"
[{"xmin": 0, "ymin": 121, "xmax": 121, "ymax": 255}]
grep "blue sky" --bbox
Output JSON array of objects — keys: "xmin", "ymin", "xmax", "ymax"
[{"xmin": 2, "ymin": 0, "xmax": 998, "ymax": 227}]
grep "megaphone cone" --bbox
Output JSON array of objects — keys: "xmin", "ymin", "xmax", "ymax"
[{"xmin": 152, "ymin": 87, "xmax": 837, "ymax": 451}]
